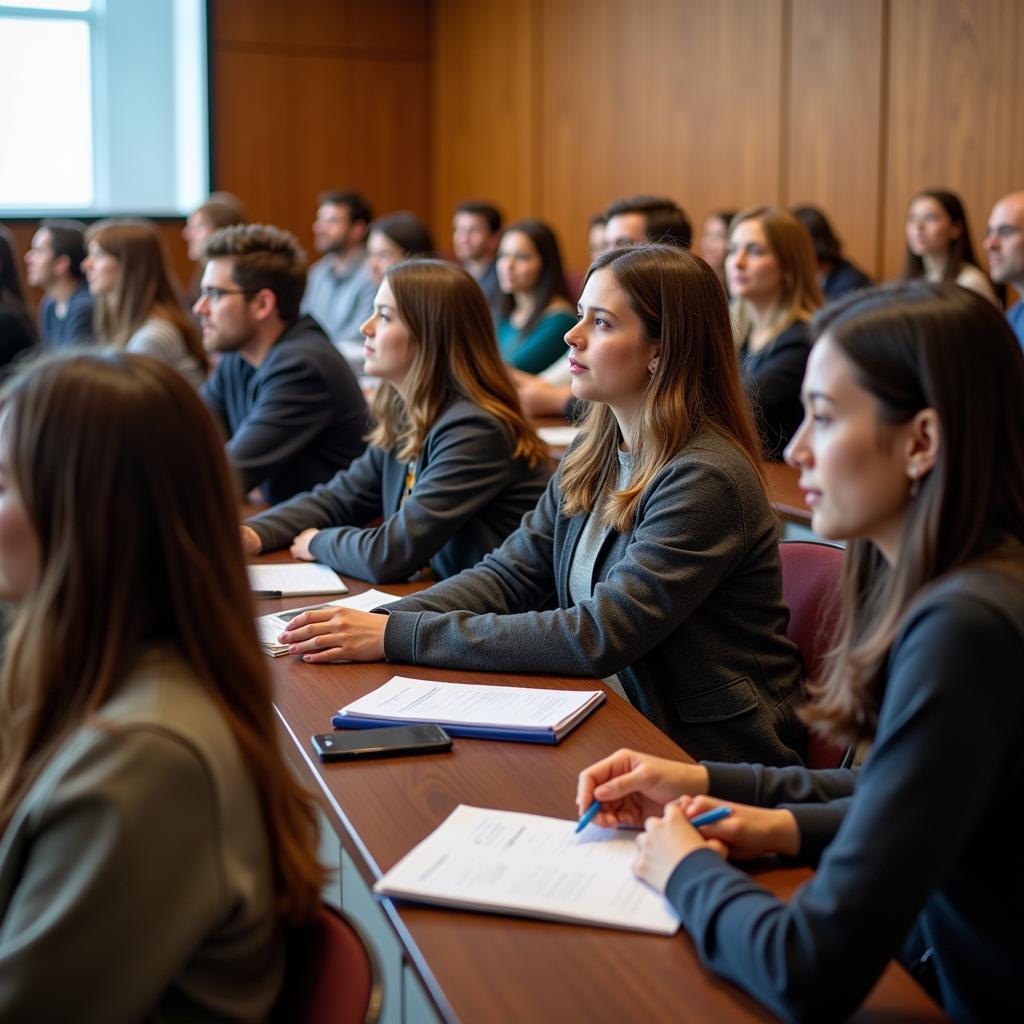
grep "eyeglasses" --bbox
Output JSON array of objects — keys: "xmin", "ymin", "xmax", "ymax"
[{"xmin": 197, "ymin": 286, "xmax": 259, "ymax": 302}]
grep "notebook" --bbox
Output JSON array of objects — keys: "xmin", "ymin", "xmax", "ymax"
[
  {"xmin": 247, "ymin": 562, "xmax": 348, "ymax": 597},
  {"xmin": 374, "ymin": 804, "xmax": 680, "ymax": 935},
  {"xmin": 332, "ymin": 676, "xmax": 604, "ymax": 743}
]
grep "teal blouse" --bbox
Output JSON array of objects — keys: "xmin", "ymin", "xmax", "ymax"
[{"xmin": 497, "ymin": 308, "xmax": 576, "ymax": 373}]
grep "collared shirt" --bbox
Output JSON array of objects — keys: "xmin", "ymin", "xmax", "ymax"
[
  {"xmin": 40, "ymin": 280, "xmax": 94, "ymax": 347},
  {"xmin": 300, "ymin": 249, "xmax": 377, "ymax": 343},
  {"xmin": 1006, "ymin": 299, "xmax": 1024, "ymax": 352}
]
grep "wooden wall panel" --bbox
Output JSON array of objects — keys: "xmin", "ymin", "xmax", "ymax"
[
  {"xmin": 213, "ymin": 49, "xmax": 429, "ymax": 253},
  {"xmin": 429, "ymin": 0, "xmax": 538, "ymax": 254},
  {"xmin": 537, "ymin": 0, "xmax": 783, "ymax": 272},
  {"xmin": 786, "ymin": 0, "xmax": 885, "ymax": 277},
  {"xmin": 882, "ymin": 0, "xmax": 1020, "ymax": 279}
]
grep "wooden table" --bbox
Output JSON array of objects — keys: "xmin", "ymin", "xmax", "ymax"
[{"xmin": 263, "ymin": 572, "xmax": 942, "ymax": 1023}]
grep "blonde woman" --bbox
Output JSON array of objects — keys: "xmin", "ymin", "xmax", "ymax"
[
  {"xmin": 727, "ymin": 206, "xmax": 823, "ymax": 459},
  {"xmin": 278, "ymin": 246, "xmax": 805, "ymax": 767},
  {"xmin": 242, "ymin": 259, "xmax": 550, "ymax": 583},
  {"xmin": 84, "ymin": 219, "xmax": 207, "ymax": 387}
]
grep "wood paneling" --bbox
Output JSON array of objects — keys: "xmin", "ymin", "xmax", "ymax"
[
  {"xmin": 430, "ymin": 0, "xmax": 539, "ymax": 255},
  {"xmin": 213, "ymin": 49, "xmax": 429, "ymax": 253},
  {"xmin": 883, "ymin": 0, "xmax": 1021, "ymax": 279},
  {"xmin": 539, "ymin": 0, "xmax": 784, "ymax": 272},
  {"xmin": 786, "ymin": 0, "xmax": 885, "ymax": 277}
]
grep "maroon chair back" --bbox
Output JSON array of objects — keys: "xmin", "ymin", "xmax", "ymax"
[
  {"xmin": 274, "ymin": 903, "xmax": 382, "ymax": 1024},
  {"xmin": 779, "ymin": 541, "xmax": 849, "ymax": 769}
]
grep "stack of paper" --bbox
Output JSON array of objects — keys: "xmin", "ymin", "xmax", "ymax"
[
  {"xmin": 333, "ymin": 676, "xmax": 604, "ymax": 744},
  {"xmin": 256, "ymin": 589, "xmax": 401, "ymax": 657},
  {"xmin": 374, "ymin": 805, "xmax": 680, "ymax": 935},
  {"xmin": 247, "ymin": 562, "xmax": 349, "ymax": 597}
]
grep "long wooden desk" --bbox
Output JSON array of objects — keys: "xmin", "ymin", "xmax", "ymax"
[{"xmin": 263, "ymin": 571, "xmax": 943, "ymax": 1023}]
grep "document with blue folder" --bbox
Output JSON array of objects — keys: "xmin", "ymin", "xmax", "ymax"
[{"xmin": 332, "ymin": 675, "xmax": 605, "ymax": 744}]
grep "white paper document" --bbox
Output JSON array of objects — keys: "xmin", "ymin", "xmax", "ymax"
[
  {"xmin": 337, "ymin": 676, "xmax": 604, "ymax": 735},
  {"xmin": 537, "ymin": 425, "xmax": 579, "ymax": 448},
  {"xmin": 255, "ymin": 589, "xmax": 401, "ymax": 656},
  {"xmin": 248, "ymin": 562, "xmax": 349, "ymax": 597},
  {"xmin": 374, "ymin": 805, "xmax": 680, "ymax": 935}
]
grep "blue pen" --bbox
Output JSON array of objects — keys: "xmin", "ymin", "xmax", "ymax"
[
  {"xmin": 575, "ymin": 799, "xmax": 601, "ymax": 834},
  {"xmin": 689, "ymin": 806, "xmax": 732, "ymax": 828}
]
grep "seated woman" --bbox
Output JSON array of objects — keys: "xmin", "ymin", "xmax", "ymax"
[
  {"xmin": 242, "ymin": 259, "xmax": 551, "ymax": 583},
  {"xmin": 278, "ymin": 246, "xmax": 805, "ymax": 766},
  {"xmin": 727, "ymin": 206, "xmax": 823, "ymax": 460},
  {"xmin": 903, "ymin": 188, "xmax": 998, "ymax": 304},
  {"xmin": 791, "ymin": 204, "xmax": 874, "ymax": 301},
  {"xmin": 699, "ymin": 208, "xmax": 735, "ymax": 294},
  {"xmin": 84, "ymin": 219, "xmax": 207, "ymax": 388},
  {"xmin": 577, "ymin": 282, "xmax": 1024, "ymax": 1022},
  {"xmin": 365, "ymin": 211, "xmax": 434, "ymax": 286},
  {"xmin": 495, "ymin": 219, "xmax": 576, "ymax": 373},
  {"xmin": 0, "ymin": 352, "xmax": 323, "ymax": 1018}
]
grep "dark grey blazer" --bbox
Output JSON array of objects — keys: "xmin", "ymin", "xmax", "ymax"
[
  {"xmin": 247, "ymin": 396, "xmax": 551, "ymax": 583},
  {"xmin": 383, "ymin": 429, "xmax": 805, "ymax": 765}
]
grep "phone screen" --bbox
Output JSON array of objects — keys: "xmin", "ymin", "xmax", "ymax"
[{"xmin": 311, "ymin": 725, "xmax": 452, "ymax": 761}]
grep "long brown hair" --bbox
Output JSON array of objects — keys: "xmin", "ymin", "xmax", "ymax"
[
  {"xmin": 901, "ymin": 189, "xmax": 985, "ymax": 283},
  {"xmin": 803, "ymin": 283, "xmax": 1024, "ymax": 745},
  {"xmin": 0, "ymin": 351, "xmax": 323, "ymax": 923},
  {"xmin": 560, "ymin": 244, "xmax": 765, "ymax": 532},
  {"xmin": 368, "ymin": 258, "xmax": 548, "ymax": 467},
  {"xmin": 87, "ymin": 219, "xmax": 207, "ymax": 372},
  {"xmin": 497, "ymin": 219, "xmax": 572, "ymax": 336},
  {"xmin": 729, "ymin": 206, "xmax": 823, "ymax": 339}
]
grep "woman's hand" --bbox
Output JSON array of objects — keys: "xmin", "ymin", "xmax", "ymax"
[
  {"xmin": 290, "ymin": 528, "xmax": 320, "ymax": 561},
  {"xmin": 277, "ymin": 607, "xmax": 387, "ymax": 663},
  {"xmin": 633, "ymin": 802, "xmax": 711, "ymax": 892},
  {"xmin": 240, "ymin": 525, "xmax": 262, "ymax": 555},
  {"xmin": 575, "ymin": 748, "xmax": 708, "ymax": 829},
  {"xmin": 674, "ymin": 795, "xmax": 800, "ymax": 861}
]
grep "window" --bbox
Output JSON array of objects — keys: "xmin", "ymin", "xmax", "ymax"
[{"xmin": 0, "ymin": 0, "xmax": 209, "ymax": 216}]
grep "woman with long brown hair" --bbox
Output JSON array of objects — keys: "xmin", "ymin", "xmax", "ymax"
[
  {"xmin": 84, "ymin": 219, "xmax": 207, "ymax": 387},
  {"xmin": 727, "ymin": 206, "xmax": 823, "ymax": 459},
  {"xmin": 0, "ymin": 351, "xmax": 323, "ymax": 1017},
  {"xmin": 279, "ymin": 245, "xmax": 805, "ymax": 766},
  {"xmin": 242, "ymin": 258, "xmax": 550, "ymax": 583},
  {"xmin": 577, "ymin": 282, "xmax": 1024, "ymax": 1021}
]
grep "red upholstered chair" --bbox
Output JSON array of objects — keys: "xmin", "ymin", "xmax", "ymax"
[
  {"xmin": 273, "ymin": 903, "xmax": 383, "ymax": 1024},
  {"xmin": 779, "ymin": 540, "xmax": 850, "ymax": 770}
]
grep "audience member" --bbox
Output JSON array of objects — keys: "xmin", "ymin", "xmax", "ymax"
[
  {"xmin": 23, "ymin": 219, "xmax": 93, "ymax": 347},
  {"xmin": 604, "ymin": 195, "xmax": 692, "ymax": 250},
  {"xmin": 496, "ymin": 219, "xmax": 575, "ymax": 373},
  {"xmin": 365, "ymin": 212, "xmax": 434, "ymax": 287},
  {"xmin": 577, "ymin": 282, "xmax": 1024, "ymax": 1023},
  {"xmin": 903, "ymin": 188, "xmax": 997, "ymax": 303},
  {"xmin": 452, "ymin": 201, "xmax": 503, "ymax": 314},
  {"xmin": 791, "ymin": 204, "xmax": 873, "ymax": 301},
  {"xmin": 984, "ymin": 190, "xmax": 1024, "ymax": 349},
  {"xmin": 587, "ymin": 213, "xmax": 607, "ymax": 262},
  {"xmin": 0, "ymin": 350, "xmax": 324, "ymax": 1018},
  {"xmin": 196, "ymin": 224, "xmax": 367, "ymax": 504},
  {"xmin": 242, "ymin": 259, "xmax": 550, "ymax": 583},
  {"xmin": 699, "ymin": 209, "xmax": 735, "ymax": 293},
  {"xmin": 278, "ymin": 245, "xmax": 805, "ymax": 767},
  {"xmin": 0, "ymin": 229, "xmax": 36, "ymax": 378},
  {"xmin": 181, "ymin": 193, "xmax": 246, "ymax": 304},
  {"xmin": 727, "ymin": 206, "xmax": 822, "ymax": 460},
  {"xmin": 84, "ymin": 220, "xmax": 207, "ymax": 388},
  {"xmin": 301, "ymin": 190, "xmax": 377, "ymax": 343}
]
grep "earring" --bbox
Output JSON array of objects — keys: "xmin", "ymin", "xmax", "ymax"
[{"xmin": 909, "ymin": 466, "xmax": 920, "ymax": 497}]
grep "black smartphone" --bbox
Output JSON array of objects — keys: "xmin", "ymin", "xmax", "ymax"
[{"xmin": 311, "ymin": 724, "xmax": 452, "ymax": 761}]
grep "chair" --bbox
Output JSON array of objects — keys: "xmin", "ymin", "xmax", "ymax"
[
  {"xmin": 273, "ymin": 903, "xmax": 383, "ymax": 1024},
  {"xmin": 778, "ymin": 540, "xmax": 850, "ymax": 770}
]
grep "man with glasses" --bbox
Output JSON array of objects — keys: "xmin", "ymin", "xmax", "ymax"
[
  {"xmin": 196, "ymin": 224, "xmax": 367, "ymax": 503},
  {"xmin": 984, "ymin": 191, "xmax": 1024, "ymax": 350}
]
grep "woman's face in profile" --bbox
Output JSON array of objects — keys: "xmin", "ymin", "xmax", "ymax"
[
  {"xmin": 906, "ymin": 197, "xmax": 960, "ymax": 258},
  {"xmin": 82, "ymin": 241, "xmax": 120, "ymax": 296},
  {"xmin": 726, "ymin": 219, "xmax": 782, "ymax": 303},
  {"xmin": 785, "ymin": 335, "xmax": 922, "ymax": 559},
  {"xmin": 0, "ymin": 433, "xmax": 40, "ymax": 602}
]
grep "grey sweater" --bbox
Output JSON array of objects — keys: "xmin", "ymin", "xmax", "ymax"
[
  {"xmin": 247, "ymin": 396, "xmax": 552, "ymax": 583},
  {"xmin": 383, "ymin": 429, "xmax": 805, "ymax": 765}
]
